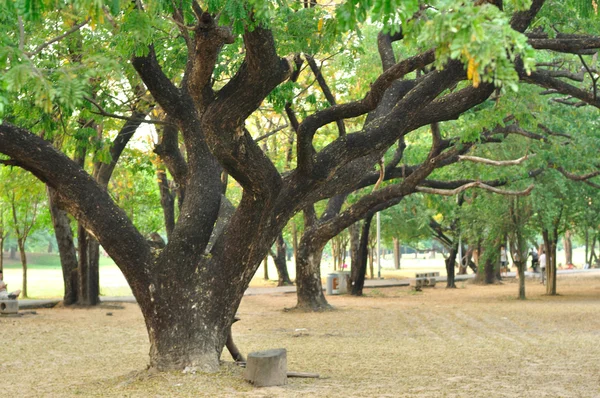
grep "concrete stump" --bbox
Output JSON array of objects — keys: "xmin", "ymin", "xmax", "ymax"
[
  {"xmin": 245, "ymin": 348, "xmax": 287, "ymax": 387},
  {"xmin": 0, "ymin": 300, "xmax": 19, "ymax": 315}
]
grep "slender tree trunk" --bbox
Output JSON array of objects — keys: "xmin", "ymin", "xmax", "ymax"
[
  {"xmin": 517, "ymin": 259, "xmax": 526, "ymax": 300},
  {"xmin": 548, "ymin": 236, "xmax": 558, "ymax": 295},
  {"xmin": 352, "ymin": 214, "xmax": 374, "ymax": 296},
  {"xmin": 87, "ymin": 238, "xmax": 100, "ymax": 305},
  {"xmin": 542, "ymin": 229, "xmax": 558, "ymax": 295},
  {"xmin": 585, "ymin": 229, "xmax": 589, "ymax": 266},
  {"xmin": 17, "ymin": 238, "xmax": 27, "ymax": 298},
  {"xmin": 0, "ymin": 237, "xmax": 4, "ymax": 273},
  {"xmin": 369, "ymin": 245, "xmax": 375, "ymax": 279},
  {"xmin": 563, "ymin": 230, "xmax": 573, "ymax": 265},
  {"xmin": 393, "ymin": 237, "xmax": 400, "ymax": 270},
  {"xmin": 48, "ymin": 186, "xmax": 79, "ymax": 305},
  {"xmin": 77, "ymin": 223, "xmax": 89, "ymax": 303},
  {"xmin": 272, "ymin": 234, "xmax": 292, "ymax": 286},
  {"xmin": 10, "ymin": 245, "xmax": 16, "ymax": 260},
  {"xmin": 349, "ymin": 222, "xmax": 361, "ymax": 285},
  {"xmin": 263, "ymin": 256, "xmax": 269, "ymax": 280},
  {"xmin": 445, "ymin": 242, "xmax": 458, "ymax": 288},
  {"xmin": 292, "ymin": 222, "xmax": 298, "ymax": 266}
]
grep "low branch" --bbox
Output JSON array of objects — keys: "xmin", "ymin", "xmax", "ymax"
[
  {"xmin": 417, "ymin": 182, "xmax": 534, "ymax": 196},
  {"xmin": 458, "ymin": 153, "xmax": 535, "ymax": 166},
  {"xmin": 527, "ymin": 34, "xmax": 600, "ymax": 54},
  {"xmin": 554, "ymin": 166, "xmax": 600, "ymax": 181}
]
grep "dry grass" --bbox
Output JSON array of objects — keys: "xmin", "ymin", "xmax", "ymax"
[{"xmin": 2, "ymin": 275, "xmax": 600, "ymax": 397}]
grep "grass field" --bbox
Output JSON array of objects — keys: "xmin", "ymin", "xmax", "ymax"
[
  {"xmin": 2, "ymin": 274, "xmax": 600, "ymax": 397},
  {"xmin": 0, "ymin": 248, "xmax": 588, "ymax": 298}
]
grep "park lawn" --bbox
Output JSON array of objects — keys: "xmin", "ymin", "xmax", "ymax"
[
  {"xmin": 1, "ymin": 253, "xmax": 133, "ymax": 298},
  {"xmin": 1, "ymin": 248, "xmax": 588, "ymax": 298},
  {"xmin": 2, "ymin": 273, "xmax": 600, "ymax": 397}
]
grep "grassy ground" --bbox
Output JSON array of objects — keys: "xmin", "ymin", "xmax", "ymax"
[
  {"xmin": 0, "ymin": 248, "xmax": 589, "ymax": 298},
  {"xmin": 2, "ymin": 274, "xmax": 600, "ymax": 397}
]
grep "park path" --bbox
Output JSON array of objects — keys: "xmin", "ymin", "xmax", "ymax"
[{"xmin": 15, "ymin": 268, "xmax": 600, "ymax": 309}]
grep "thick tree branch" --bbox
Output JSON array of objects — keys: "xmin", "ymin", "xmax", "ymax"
[
  {"xmin": 132, "ymin": 45, "xmax": 183, "ymax": 117},
  {"xmin": 203, "ymin": 27, "xmax": 291, "ymax": 197},
  {"xmin": 296, "ymin": 49, "xmax": 435, "ymax": 174},
  {"xmin": 185, "ymin": 13, "xmax": 234, "ymax": 109},
  {"xmin": 517, "ymin": 63, "xmax": 600, "ymax": 109}
]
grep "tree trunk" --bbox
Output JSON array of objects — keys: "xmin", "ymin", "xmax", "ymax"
[
  {"xmin": 292, "ymin": 222, "xmax": 298, "ymax": 266},
  {"xmin": 545, "ymin": 231, "xmax": 558, "ymax": 296},
  {"xmin": 47, "ymin": 240, "xmax": 53, "ymax": 253},
  {"xmin": 273, "ymin": 234, "xmax": 292, "ymax": 286},
  {"xmin": 87, "ymin": 238, "xmax": 100, "ymax": 305},
  {"xmin": 485, "ymin": 256, "xmax": 497, "ymax": 284},
  {"xmin": 352, "ymin": 214, "xmax": 374, "ymax": 296},
  {"xmin": 368, "ymin": 246, "xmax": 375, "ymax": 279},
  {"xmin": 77, "ymin": 223, "xmax": 88, "ymax": 303},
  {"xmin": 563, "ymin": 230, "xmax": 573, "ymax": 265},
  {"xmin": 17, "ymin": 238, "xmax": 27, "ymax": 298},
  {"xmin": 393, "ymin": 237, "xmax": 400, "ymax": 270},
  {"xmin": 295, "ymin": 240, "xmax": 330, "ymax": 310},
  {"xmin": 517, "ymin": 259, "xmax": 526, "ymax": 300},
  {"xmin": 10, "ymin": 245, "xmax": 16, "ymax": 260},
  {"xmin": 263, "ymin": 256, "xmax": 269, "ymax": 280},
  {"xmin": 349, "ymin": 222, "xmax": 361, "ymax": 285},
  {"xmin": 0, "ymin": 237, "xmax": 4, "ymax": 273},
  {"xmin": 48, "ymin": 186, "xmax": 79, "ymax": 305},
  {"xmin": 445, "ymin": 243, "xmax": 458, "ymax": 288}
]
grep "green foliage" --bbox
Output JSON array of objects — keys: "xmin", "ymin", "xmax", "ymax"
[{"xmin": 415, "ymin": 2, "xmax": 535, "ymax": 91}]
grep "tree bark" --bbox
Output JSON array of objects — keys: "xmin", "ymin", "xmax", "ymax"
[
  {"xmin": 352, "ymin": 213, "xmax": 374, "ymax": 296},
  {"xmin": 47, "ymin": 187, "xmax": 78, "ymax": 305},
  {"xmin": 295, "ymin": 240, "xmax": 330, "ymax": 310},
  {"xmin": 157, "ymin": 169, "xmax": 176, "ymax": 240}
]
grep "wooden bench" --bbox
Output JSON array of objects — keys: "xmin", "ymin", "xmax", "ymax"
[{"xmin": 414, "ymin": 272, "xmax": 439, "ymax": 290}]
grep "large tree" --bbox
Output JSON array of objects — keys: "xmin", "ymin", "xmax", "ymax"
[{"xmin": 2, "ymin": 0, "xmax": 598, "ymax": 372}]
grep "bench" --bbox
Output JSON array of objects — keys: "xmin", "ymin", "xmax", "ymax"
[
  {"xmin": 414, "ymin": 272, "xmax": 439, "ymax": 290},
  {"xmin": 0, "ymin": 299, "xmax": 19, "ymax": 315}
]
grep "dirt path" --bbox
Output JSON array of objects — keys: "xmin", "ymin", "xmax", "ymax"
[{"xmin": 2, "ymin": 275, "xmax": 600, "ymax": 397}]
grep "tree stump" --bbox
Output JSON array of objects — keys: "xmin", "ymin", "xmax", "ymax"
[{"xmin": 244, "ymin": 348, "xmax": 287, "ymax": 387}]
